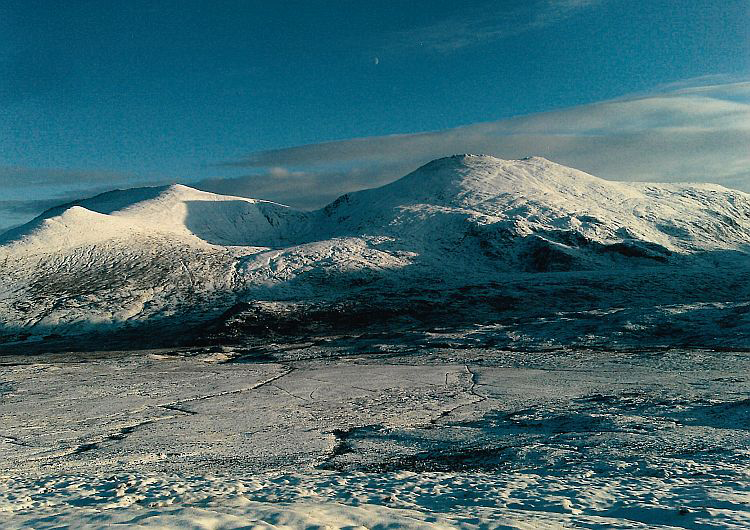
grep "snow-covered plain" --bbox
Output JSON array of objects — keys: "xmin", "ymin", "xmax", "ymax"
[
  {"xmin": 2, "ymin": 156, "xmax": 750, "ymax": 528},
  {"xmin": 1, "ymin": 345, "xmax": 749, "ymax": 528}
]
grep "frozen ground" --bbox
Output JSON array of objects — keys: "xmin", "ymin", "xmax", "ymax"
[{"xmin": 1, "ymin": 341, "xmax": 749, "ymax": 528}]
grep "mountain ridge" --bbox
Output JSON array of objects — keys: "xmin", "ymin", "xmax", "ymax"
[
  {"xmin": 5, "ymin": 154, "xmax": 749, "ymax": 251},
  {"xmin": 3, "ymin": 155, "xmax": 750, "ymax": 350}
]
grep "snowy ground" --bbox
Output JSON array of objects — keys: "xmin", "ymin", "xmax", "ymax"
[{"xmin": 1, "ymin": 340, "xmax": 749, "ymax": 528}]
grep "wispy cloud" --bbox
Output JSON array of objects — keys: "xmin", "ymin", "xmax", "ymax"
[
  {"xmin": 389, "ymin": 0, "xmax": 603, "ymax": 52},
  {"xmin": 204, "ymin": 79, "xmax": 750, "ymax": 209},
  {"xmin": 197, "ymin": 162, "xmax": 412, "ymax": 210},
  {"xmin": 4, "ymin": 78, "xmax": 749, "ymax": 232},
  {"xmin": 0, "ymin": 167, "xmax": 136, "ymax": 188},
  {"xmin": 531, "ymin": 0, "xmax": 602, "ymax": 28}
]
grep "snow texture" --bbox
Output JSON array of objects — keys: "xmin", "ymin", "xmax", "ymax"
[{"xmin": 0, "ymin": 346, "xmax": 748, "ymax": 528}]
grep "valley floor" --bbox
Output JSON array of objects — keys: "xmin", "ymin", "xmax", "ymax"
[{"xmin": 0, "ymin": 338, "xmax": 749, "ymax": 529}]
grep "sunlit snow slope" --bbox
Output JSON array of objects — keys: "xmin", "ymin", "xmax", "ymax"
[{"xmin": 3, "ymin": 155, "xmax": 750, "ymax": 346}]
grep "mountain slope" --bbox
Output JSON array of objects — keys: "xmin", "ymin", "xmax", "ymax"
[
  {"xmin": 2, "ymin": 155, "xmax": 750, "ymax": 349},
  {"xmin": 319, "ymin": 155, "xmax": 750, "ymax": 255},
  {"xmin": 0, "ymin": 184, "xmax": 310, "ymax": 249}
]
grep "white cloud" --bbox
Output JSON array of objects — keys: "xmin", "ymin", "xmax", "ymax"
[
  {"xmin": 204, "ymin": 80, "xmax": 750, "ymax": 209},
  {"xmin": 268, "ymin": 166, "xmax": 307, "ymax": 178},
  {"xmin": 3, "ymin": 78, "xmax": 749, "ymax": 231},
  {"xmin": 388, "ymin": 0, "xmax": 603, "ymax": 52}
]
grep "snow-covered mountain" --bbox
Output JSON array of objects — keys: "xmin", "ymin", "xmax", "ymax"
[{"xmin": 3, "ymin": 155, "xmax": 750, "ymax": 349}]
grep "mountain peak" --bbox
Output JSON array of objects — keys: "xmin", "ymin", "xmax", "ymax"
[
  {"xmin": 333, "ymin": 154, "xmax": 603, "ymax": 215},
  {"xmin": 419, "ymin": 154, "xmax": 553, "ymax": 167}
]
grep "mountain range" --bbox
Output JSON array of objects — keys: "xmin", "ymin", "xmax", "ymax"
[{"xmin": 3, "ymin": 155, "xmax": 750, "ymax": 351}]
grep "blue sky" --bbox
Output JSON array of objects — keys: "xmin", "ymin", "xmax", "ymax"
[{"xmin": 1, "ymin": 0, "xmax": 748, "ymax": 229}]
